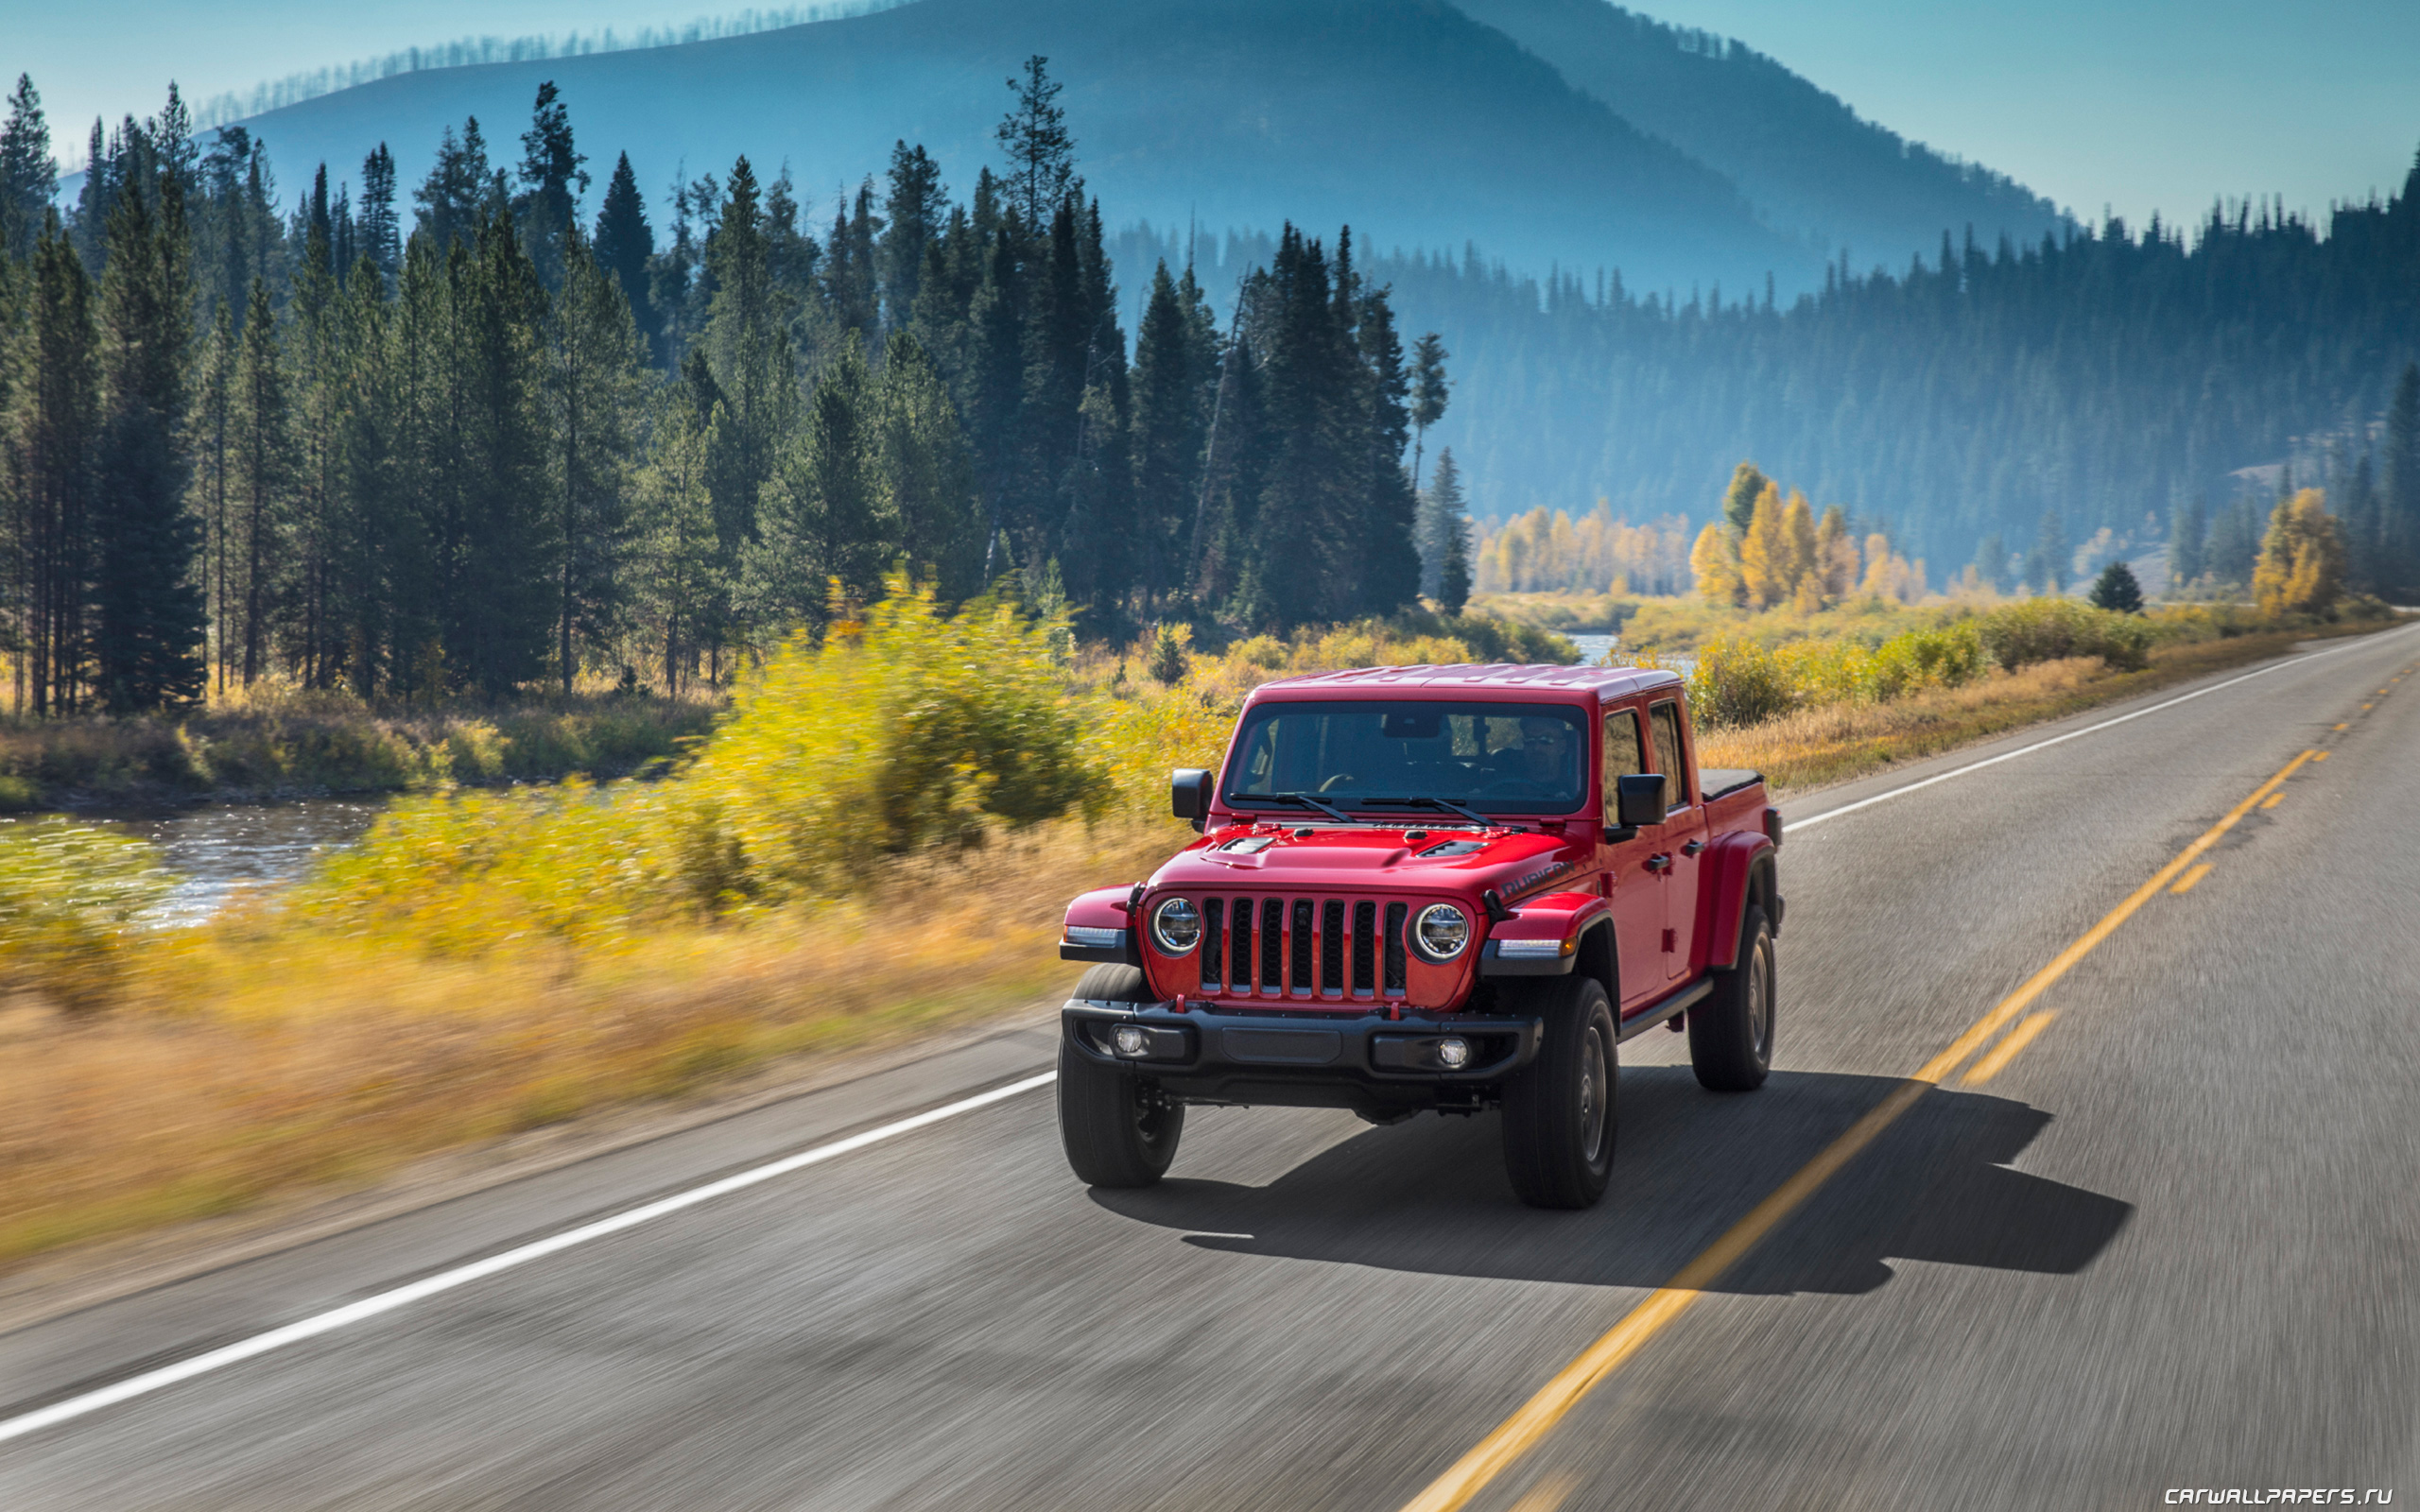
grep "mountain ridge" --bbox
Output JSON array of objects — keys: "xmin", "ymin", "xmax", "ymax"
[{"xmin": 210, "ymin": 0, "xmax": 2057, "ymax": 294}]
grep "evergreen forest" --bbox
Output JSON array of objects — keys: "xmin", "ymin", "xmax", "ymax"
[
  {"xmin": 1123, "ymin": 179, "xmax": 2420, "ymax": 597},
  {"xmin": 0, "ymin": 64, "xmax": 1435, "ymax": 713}
]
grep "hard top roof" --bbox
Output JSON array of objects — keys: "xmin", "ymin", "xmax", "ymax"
[{"xmin": 1250, "ymin": 663, "xmax": 1684, "ymax": 701}]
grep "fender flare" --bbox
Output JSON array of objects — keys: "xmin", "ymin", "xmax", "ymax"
[
  {"xmin": 1478, "ymin": 889, "xmax": 1612, "ymax": 978},
  {"xmin": 1060, "ymin": 884, "xmax": 1143, "ymax": 966},
  {"xmin": 1697, "ymin": 833, "xmax": 1778, "ymax": 971}
]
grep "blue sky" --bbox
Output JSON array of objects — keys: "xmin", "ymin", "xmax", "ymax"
[{"xmin": 5, "ymin": 0, "xmax": 2417, "ymax": 226}]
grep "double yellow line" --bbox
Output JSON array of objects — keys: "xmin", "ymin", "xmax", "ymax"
[{"xmin": 1399, "ymin": 747, "xmax": 2325, "ymax": 1512}]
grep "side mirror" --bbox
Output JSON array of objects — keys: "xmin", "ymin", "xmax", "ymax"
[
  {"xmin": 1170, "ymin": 768, "xmax": 1214, "ymax": 823},
  {"xmin": 1611, "ymin": 772, "xmax": 1667, "ymax": 834}
]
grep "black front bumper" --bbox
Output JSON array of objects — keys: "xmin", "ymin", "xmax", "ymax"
[{"xmin": 1062, "ymin": 998, "xmax": 1544, "ymax": 1119}]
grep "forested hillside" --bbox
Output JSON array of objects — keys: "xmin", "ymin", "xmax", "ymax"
[
  {"xmin": 1122, "ymin": 177, "xmax": 2420, "ymax": 591},
  {"xmin": 203, "ymin": 0, "xmax": 1808, "ymax": 298}
]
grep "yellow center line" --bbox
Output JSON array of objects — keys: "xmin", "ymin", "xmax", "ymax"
[
  {"xmin": 1396, "ymin": 747, "xmax": 2320, "ymax": 1512},
  {"xmin": 1962, "ymin": 1010, "xmax": 2060, "ymax": 1086},
  {"xmin": 2260, "ymin": 792, "xmax": 2285, "ymax": 810},
  {"xmin": 2335, "ymin": 723, "xmax": 2350, "ymax": 730},
  {"xmin": 2169, "ymin": 862, "xmax": 2214, "ymax": 894}
]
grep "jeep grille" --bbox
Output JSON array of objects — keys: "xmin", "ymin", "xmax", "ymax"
[{"xmin": 1196, "ymin": 894, "xmax": 1412, "ymax": 1001}]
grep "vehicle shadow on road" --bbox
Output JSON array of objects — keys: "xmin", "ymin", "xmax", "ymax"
[{"xmin": 1088, "ymin": 1067, "xmax": 2133, "ymax": 1296}]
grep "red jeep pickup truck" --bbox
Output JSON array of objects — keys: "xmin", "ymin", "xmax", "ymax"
[{"xmin": 1056, "ymin": 663, "xmax": 1784, "ymax": 1209}]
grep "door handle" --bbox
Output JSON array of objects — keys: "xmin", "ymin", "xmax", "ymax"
[
  {"xmin": 1644, "ymin": 853, "xmax": 1671, "ymax": 873},
  {"xmin": 1681, "ymin": 839, "xmax": 1705, "ymax": 856}
]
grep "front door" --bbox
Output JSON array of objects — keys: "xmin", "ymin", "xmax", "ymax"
[
  {"xmin": 1599, "ymin": 704, "xmax": 1664, "ymax": 1014},
  {"xmin": 1648, "ymin": 698, "xmax": 1706, "ymax": 981}
]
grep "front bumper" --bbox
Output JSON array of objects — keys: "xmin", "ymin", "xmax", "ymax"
[{"xmin": 1062, "ymin": 998, "xmax": 1544, "ymax": 1118}]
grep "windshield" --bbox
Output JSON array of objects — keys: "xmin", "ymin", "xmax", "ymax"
[{"xmin": 1222, "ymin": 700, "xmax": 1590, "ymax": 816}]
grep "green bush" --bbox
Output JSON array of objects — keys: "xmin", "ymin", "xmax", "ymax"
[
  {"xmin": 1976, "ymin": 599, "xmax": 2152, "ymax": 673},
  {"xmin": 1686, "ymin": 636, "xmax": 1800, "ymax": 729},
  {"xmin": 0, "ymin": 820, "xmax": 175, "ymax": 1011},
  {"xmin": 293, "ymin": 578, "xmax": 1105, "ymax": 946}
]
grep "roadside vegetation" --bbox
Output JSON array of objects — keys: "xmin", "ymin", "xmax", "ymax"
[{"xmin": 0, "ymin": 685, "xmax": 717, "ymax": 811}]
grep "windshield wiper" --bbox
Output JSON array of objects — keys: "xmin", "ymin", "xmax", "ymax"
[
  {"xmin": 1262, "ymin": 791, "xmax": 1362, "ymax": 826},
  {"xmin": 1357, "ymin": 796, "xmax": 1520, "ymax": 831}
]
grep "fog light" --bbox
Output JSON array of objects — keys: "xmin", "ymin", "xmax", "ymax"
[
  {"xmin": 1437, "ymin": 1037, "xmax": 1471, "ymax": 1069},
  {"xmin": 1113, "ymin": 1024, "xmax": 1149, "ymax": 1057}
]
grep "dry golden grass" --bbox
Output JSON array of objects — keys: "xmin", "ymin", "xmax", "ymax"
[
  {"xmin": 0, "ymin": 816, "xmax": 1184, "ymax": 1269},
  {"xmin": 1702, "ymin": 623, "xmax": 2389, "ymax": 796}
]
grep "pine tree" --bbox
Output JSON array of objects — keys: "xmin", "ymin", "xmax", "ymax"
[
  {"xmin": 189, "ymin": 300, "xmax": 235, "ymax": 693},
  {"xmin": 1409, "ymin": 330, "xmax": 1450, "ymax": 495},
  {"xmin": 228, "ymin": 275, "xmax": 286, "ymax": 686},
  {"xmin": 1430, "ymin": 449, "xmax": 1472, "ymax": 613},
  {"xmin": 2088, "ymin": 560, "xmax": 2144, "ymax": 613},
  {"xmin": 1128, "ymin": 261, "xmax": 1213, "ymax": 606},
  {"xmin": 879, "ymin": 141, "xmax": 945, "ymax": 334},
  {"xmin": 874, "ymin": 331, "xmax": 983, "ymax": 601},
  {"xmin": 13, "ymin": 215, "xmax": 99, "ymax": 713},
  {"xmin": 700, "ymin": 156, "xmax": 797, "ymax": 632},
  {"xmin": 752, "ymin": 334, "xmax": 888, "ymax": 628},
  {"xmin": 413, "ymin": 119, "xmax": 492, "ymax": 255},
  {"xmin": 592, "ymin": 152, "xmax": 658, "ymax": 360},
  {"xmin": 632, "ymin": 370, "xmax": 721, "ymax": 696},
  {"xmin": 449, "ymin": 209, "xmax": 555, "ymax": 695},
  {"xmin": 93, "ymin": 169, "xmax": 205, "ymax": 710},
  {"xmin": 996, "ymin": 57, "xmax": 1075, "ymax": 228},
  {"xmin": 358, "ymin": 144, "xmax": 400, "ymax": 286},
  {"xmin": 546, "ymin": 217, "xmax": 645, "ymax": 693},
  {"xmin": 1353, "ymin": 266, "xmax": 1422, "ymax": 616},
  {"xmin": 0, "ymin": 75, "xmax": 55, "ymax": 258},
  {"xmin": 514, "ymin": 81, "xmax": 589, "ymax": 292}
]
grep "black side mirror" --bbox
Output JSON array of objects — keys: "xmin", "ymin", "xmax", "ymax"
[
  {"xmin": 1604, "ymin": 772, "xmax": 1666, "ymax": 840},
  {"xmin": 1171, "ymin": 768, "xmax": 1214, "ymax": 824}
]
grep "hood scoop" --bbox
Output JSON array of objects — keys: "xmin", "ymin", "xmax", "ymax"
[
  {"xmin": 1219, "ymin": 835, "xmax": 1280, "ymax": 854},
  {"xmin": 1415, "ymin": 839, "xmax": 1489, "ymax": 858}
]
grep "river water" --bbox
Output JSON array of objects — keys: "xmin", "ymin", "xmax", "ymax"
[{"xmin": 29, "ymin": 799, "xmax": 391, "ymax": 927}]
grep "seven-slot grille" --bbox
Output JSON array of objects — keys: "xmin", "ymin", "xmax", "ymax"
[{"xmin": 1194, "ymin": 895, "xmax": 1413, "ymax": 1000}]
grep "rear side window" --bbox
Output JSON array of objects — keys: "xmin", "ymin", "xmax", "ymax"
[
  {"xmin": 1602, "ymin": 708, "xmax": 1644, "ymax": 798},
  {"xmin": 1649, "ymin": 700, "xmax": 1689, "ymax": 811}
]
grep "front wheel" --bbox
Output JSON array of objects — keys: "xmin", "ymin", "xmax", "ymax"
[
  {"xmin": 1690, "ymin": 903, "xmax": 1774, "ymax": 1091},
  {"xmin": 1057, "ymin": 964, "xmax": 1185, "ymax": 1187},
  {"xmin": 1500, "ymin": 974, "xmax": 1618, "ymax": 1209}
]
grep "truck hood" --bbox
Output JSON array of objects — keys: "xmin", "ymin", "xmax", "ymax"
[{"xmin": 1150, "ymin": 823, "xmax": 1588, "ymax": 898}]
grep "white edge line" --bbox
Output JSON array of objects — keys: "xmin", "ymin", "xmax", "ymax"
[
  {"xmin": 0, "ymin": 1071, "xmax": 1060, "ymax": 1447},
  {"xmin": 1780, "ymin": 622, "xmax": 2418, "ymax": 834}
]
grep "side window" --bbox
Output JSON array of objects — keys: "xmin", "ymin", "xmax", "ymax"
[
  {"xmin": 1602, "ymin": 708, "xmax": 1644, "ymax": 801},
  {"xmin": 1649, "ymin": 700, "xmax": 1689, "ymax": 811}
]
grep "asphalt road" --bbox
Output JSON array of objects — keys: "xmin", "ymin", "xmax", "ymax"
[{"xmin": 6, "ymin": 623, "xmax": 2419, "ymax": 1511}]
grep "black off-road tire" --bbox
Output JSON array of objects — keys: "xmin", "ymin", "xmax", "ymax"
[
  {"xmin": 1058, "ymin": 964, "xmax": 1185, "ymax": 1187},
  {"xmin": 1500, "ymin": 974, "xmax": 1618, "ymax": 1210},
  {"xmin": 1690, "ymin": 903, "xmax": 1775, "ymax": 1091}
]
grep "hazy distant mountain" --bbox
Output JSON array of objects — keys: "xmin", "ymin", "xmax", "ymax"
[
  {"xmin": 1451, "ymin": 0, "xmax": 2068, "ymax": 264},
  {"xmin": 229, "ymin": 0, "xmax": 1822, "ymax": 294}
]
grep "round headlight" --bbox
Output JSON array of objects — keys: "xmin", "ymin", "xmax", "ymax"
[
  {"xmin": 1412, "ymin": 903, "xmax": 1471, "ymax": 962},
  {"xmin": 1151, "ymin": 897, "xmax": 1203, "ymax": 954}
]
